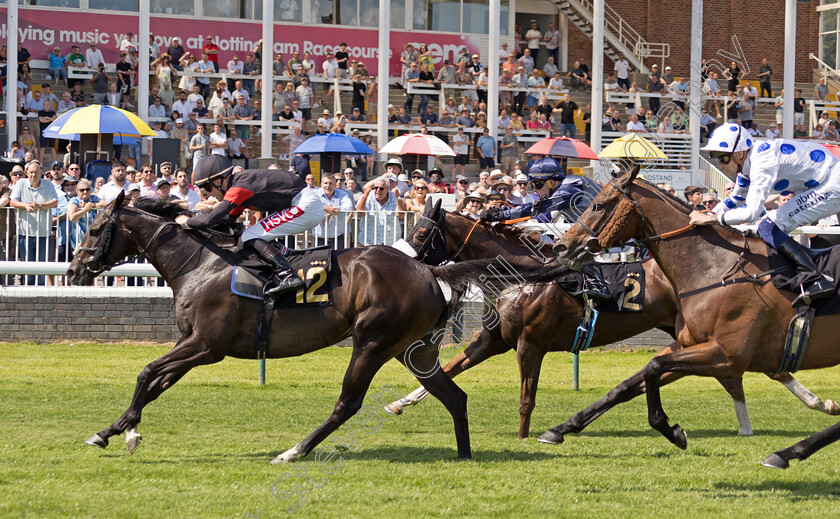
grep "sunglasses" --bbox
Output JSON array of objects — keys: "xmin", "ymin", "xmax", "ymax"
[
  {"xmin": 373, "ymin": 187, "xmax": 387, "ymax": 191},
  {"xmin": 703, "ymin": 200, "xmax": 716, "ymax": 205},
  {"xmin": 531, "ymin": 180, "xmax": 545, "ymax": 190},
  {"xmin": 12, "ymin": 173, "xmax": 24, "ymax": 177},
  {"xmin": 458, "ymin": 180, "xmax": 468, "ymax": 184},
  {"xmin": 78, "ymin": 188, "xmax": 90, "ymax": 192},
  {"xmin": 712, "ymin": 153, "xmax": 732, "ymax": 165}
]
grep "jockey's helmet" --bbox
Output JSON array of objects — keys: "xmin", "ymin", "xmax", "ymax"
[
  {"xmin": 192, "ymin": 155, "xmax": 234, "ymax": 190},
  {"xmin": 701, "ymin": 124, "xmax": 753, "ymax": 156},
  {"xmin": 527, "ymin": 157, "xmax": 565, "ymax": 181}
]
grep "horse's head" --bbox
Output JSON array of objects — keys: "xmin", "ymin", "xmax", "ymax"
[
  {"xmin": 407, "ymin": 199, "xmax": 448, "ymax": 265},
  {"xmin": 554, "ymin": 165, "xmax": 646, "ymax": 269},
  {"xmin": 67, "ymin": 191, "xmax": 138, "ymax": 285}
]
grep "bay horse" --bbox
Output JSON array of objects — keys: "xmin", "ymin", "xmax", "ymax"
[
  {"xmin": 66, "ymin": 192, "xmax": 551, "ymax": 463},
  {"xmin": 543, "ymin": 165, "xmax": 840, "ymax": 467},
  {"xmin": 387, "ymin": 202, "xmax": 836, "ymax": 438}
]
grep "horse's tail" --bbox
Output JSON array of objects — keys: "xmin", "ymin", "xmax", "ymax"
[{"xmin": 428, "ymin": 258, "xmax": 568, "ymax": 316}]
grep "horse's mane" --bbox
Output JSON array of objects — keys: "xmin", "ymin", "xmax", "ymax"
[
  {"xmin": 633, "ymin": 177, "xmax": 760, "ymax": 240},
  {"xmin": 447, "ymin": 210, "xmax": 540, "ymax": 245},
  {"xmin": 133, "ymin": 197, "xmax": 192, "ymax": 219}
]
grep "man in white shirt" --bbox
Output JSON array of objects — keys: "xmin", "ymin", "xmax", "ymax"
[
  {"xmin": 171, "ymin": 90, "xmax": 193, "ymax": 117},
  {"xmin": 548, "ymin": 71, "xmax": 564, "ymax": 90},
  {"xmin": 86, "ymin": 43, "xmax": 105, "ymax": 69},
  {"xmin": 209, "ymin": 123, "xmax": 227, "ymax": 156},
  {"xmin": 604, "ymin": 72, "xmax": 621, "ymax": 93},
  {"xmin": 170, "ymin": 168, "xmax": 201, "ymax": 210},
  {"xmin": 314, "ymin": 173, "xmax": 354, "ymax": 247},
  {"xmin": 498, "ymin": 42, "xmax": 510, "ymax": 63},
  {"xmin": 301, "ymin": 51, "xmax": 315, "ymax": 78},
  {"xmin": 543, "ymin": 22, "xmax": 561, "ymax": 66},
  {"xmin": 626, "ymin": 114, "xmax": 645, "ymax": 133},
  {"xmin": 119, "ymin": 32, "xmax": 137, "ymax": 55},
  {"xmin": 524, "ymin": 20, "xmax": 542, "ymax": 63},
  {"xmin": 317, "ymin": 109, "xmax": 334, "ymax": 134},
  {"xmin": 765, "ymin": 122, "xmax": 781, "ymax": 139},
  {"xmin": 614, "ymin": 52, "xmax": 630, "ymax": 91},
  {"xmin": 97, "ymin": 162, "xmax": 129, "ymax": 202},
  {"xmin": 196, "ymin": 53, "xmax": 214, "ymax": 97}
]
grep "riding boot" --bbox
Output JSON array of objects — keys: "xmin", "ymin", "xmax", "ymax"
[
  {"xmin": 582, "ymin": 263, "xmax": 612, "ymax": 302},
  {"xmin": 250, "ymin": 239, "xmax": 305, "ymax": 298},
  {"xmin": 778, "ymin": 239, "xmax": 835, "ymax": 307}
]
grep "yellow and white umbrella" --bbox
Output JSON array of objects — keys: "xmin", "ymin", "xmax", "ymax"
[{"xmin": 598, "ymin": 133, "xmax": 668, "ymax": 160}]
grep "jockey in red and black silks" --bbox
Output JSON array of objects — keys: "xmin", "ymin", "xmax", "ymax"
[{"xmin": 179, "ymin": 155, "xmax": 324, "ymax": 298}]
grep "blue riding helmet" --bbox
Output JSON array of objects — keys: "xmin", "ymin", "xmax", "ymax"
[{"xmin": 527, "ymin": 157, "xmax": 565, "ymax": 182}]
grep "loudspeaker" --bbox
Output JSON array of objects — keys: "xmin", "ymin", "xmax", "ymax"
[
  {"xmin": 79, "ymin": 133, "xmax": 113, "ymax": 163},
  {"xmin": 151, "ymin": 138, "xmax": 181, "ymax": 173}
]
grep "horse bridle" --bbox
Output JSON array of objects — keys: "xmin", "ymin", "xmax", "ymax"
[
  {"xmin": 573, "ymin": 177, "xmax": 651, "ymax": 254},
  {"xmin": 412, "ymin": 214, "xmax": 446, "ymax": 264},
  {"xmin": 76, "ymin": 205, "xmax": 180, "ymax": 277}
]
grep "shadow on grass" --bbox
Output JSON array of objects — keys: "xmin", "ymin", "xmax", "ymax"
[
  {"xmin": 566, "ymin": 428, "xmax": 819, "ymax": 440},
  {"xmin": 714, "ymin": 479, "xmax": 840, "ymax": 499}
]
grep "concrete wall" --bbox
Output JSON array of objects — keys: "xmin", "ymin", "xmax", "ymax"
[{"xmin": 1, "ymin": 287, "xmax": 673, "ymax": 350}]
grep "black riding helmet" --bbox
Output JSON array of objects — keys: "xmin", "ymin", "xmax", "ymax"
[{"xmin": 192, "ymin": 155, "xmax": 234, "ymax": 191}]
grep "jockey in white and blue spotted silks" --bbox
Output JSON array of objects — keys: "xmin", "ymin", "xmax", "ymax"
[{"xmin": 691, "ymin": 123, "xmax": 837, "ymax": 306}]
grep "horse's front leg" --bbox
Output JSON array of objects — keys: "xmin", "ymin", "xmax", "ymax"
[{"xmin": 86, "ymin": 334, "xmax": 219, "ymax": 453}]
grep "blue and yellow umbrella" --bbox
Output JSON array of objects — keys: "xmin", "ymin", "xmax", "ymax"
[{"xmin": 44, "ymin": 104, "xmax": 155, "ymax": 138}]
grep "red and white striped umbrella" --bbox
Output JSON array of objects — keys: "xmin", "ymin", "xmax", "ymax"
[{"xmin": 379, "ymin": 134, "xmax": 456, "ymax": 156}]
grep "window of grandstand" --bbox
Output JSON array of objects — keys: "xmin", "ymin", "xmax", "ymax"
[
  {"xmin": 821, "ymin": 5, "xmax": 839, "ymax": 69},
  {"xmin": 412, "ymin": 0, "xmax": 509, "ymax": 35},
  {"xmin": 16, "ymin": 0, "xmax": 80, "ymax": 7},
  {"xmin": 89, "ymin": 0, "xmax": 137, "ymax": 11},
  {"xmin": 253, "ymin": 0, "xmax": 303, "ymax": 22},
  {"xmin": 153, "ymin": 0, "xmax": 193, "ymax": 16}
]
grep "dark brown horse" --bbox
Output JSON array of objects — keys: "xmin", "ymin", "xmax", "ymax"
[
  {"xmin": 543, "ymin": 165, "xmax": 840, "ymax": 467},
  {"xmin": 387, "ymin": 203, "xmax": 837, "ymax": 438},
  {"xmin": 66, "ymin": 193, "xmax": 548, "ymax": 463}
]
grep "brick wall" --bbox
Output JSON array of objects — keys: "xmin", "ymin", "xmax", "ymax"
[
  {"xmin": 1, "ymin": 292, "xmax": 181, "ymax": 343},
  {"xmin": 566, "ymin": 0, "xmax": 820, "ymax": 84},
  {"xmin": 1, "ymin": 291, "xmax": 673, "ymax": 349}
]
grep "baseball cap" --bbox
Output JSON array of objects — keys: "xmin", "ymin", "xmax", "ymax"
[
  {"xmin": 175, "ymin": 118, "xmax": 183, "ymax": 124},
  {"xmin": 514, "ymin": 173, "xmax": 528, "ymax": 183},
  {"xmin": 52, "ymin": 160, "xmax": 64, "ymax": 169},
  {"xmin": 344, "ymin": 167, "xmax": 354, "ymax": 174},
  {"xmin": 382, "ymin": 173, "xmax": 398, "ymax": 183},
  {"xmin": 398, "ymin": 173, "xmax": 409, "ymax": 183},
  {"xmin": 155, "ymin": 178, "xmax": 171, "ymax": 188},
  {"xmin": 62, "ymin": 174, "xmax": 78, "ymax": 184},
  {"xmin": 127, "ymin": 183, "xmax": 141, "ymax": 192},
  {"xmin": 323, "ymin": 109, "xmax": 330, "ymax": 115}
]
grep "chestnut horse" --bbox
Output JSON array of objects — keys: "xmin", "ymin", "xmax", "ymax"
[
  {"xmin": 66, "ymin": 193, "xmax": 553, "ymax": 463},
  {"xmin": 387, "ymin": 202, "xmax": 836, "ymax": 438},
  {"xmin": 544, "ymin": 165, "xmax": 840, "ymax": 468}
]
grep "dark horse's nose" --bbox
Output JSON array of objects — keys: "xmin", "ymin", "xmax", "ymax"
[{"xmin": 553, "ymin": 242, "xmax": 568, "ymax": 255}]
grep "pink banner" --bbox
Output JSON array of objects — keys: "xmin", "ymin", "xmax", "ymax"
[{"xmin": 0, "ymin": 8, "xmax": 480, "ymax": 76}]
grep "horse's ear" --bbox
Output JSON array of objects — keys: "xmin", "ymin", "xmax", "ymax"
[
  {"xmin": 111, "ymin": 190, "xmax": 126, "ymax": 211},
  {"xmin": 620, "ymin": 164, "xmax": 641, "ymax": 187},
  {"xmin": 432, "ymin": 198, "xmax": 442, "ymax": 216}
]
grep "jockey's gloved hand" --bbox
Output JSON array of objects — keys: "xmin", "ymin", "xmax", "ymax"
[
  {"xmin": 532, "ymin": 198, "xmax": 543, "ymax": 214},
  {"xmin": 480, "ymin": 207, "xmax": 503, "ymax": 222}
]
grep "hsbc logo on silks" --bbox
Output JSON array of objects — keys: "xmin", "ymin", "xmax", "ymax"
[{"xmin": 259, "ymin": 207, "xmax": 305, "ymax": 232}]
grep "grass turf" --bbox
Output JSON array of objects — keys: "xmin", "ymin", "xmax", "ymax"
[{"xmin": 2, "ymin": 342, "xmax": 840, "ymax": 518}]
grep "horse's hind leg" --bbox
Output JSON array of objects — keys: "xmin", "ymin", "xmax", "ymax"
[
  {"xmin": 763, "ymin": 421, "xmax": 840, "ymax": 469},
  {"xmin": 516, "ymin": 339, "xmax": 546, "ymax": 439},
  {"xmin": 715, "ymin": 377, "xmax": 753, "ymax": 436},
  {"xmin": 271, "ymin": 346, "xmax": 389, "ymax": 464},
  {"xmin": 769, "ymin": 373, "xmax": 840, "ymax": 415},
  {"xmin": 86, "ymin": 336, "xmax": 219, "ymax": 452},
  {"xmin": 397, "ymin": 340, "xmax": 471, "ymax": 459},
  {"xmin": 385, "ymin": 327, "xmax": 511, "ymax": 414}
]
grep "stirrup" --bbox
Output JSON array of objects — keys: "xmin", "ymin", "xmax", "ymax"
[
  {"xmin": 264, "ymin": 273, "xmax": 305, "ymax": 298},
  {"xmin": 792, "ymin": 279, "xmax": 835, "ymax": 307}
]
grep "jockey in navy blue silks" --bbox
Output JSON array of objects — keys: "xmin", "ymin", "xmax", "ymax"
[{"xmin": 481, "ymin": 157, "xmax": 611, "ymax": 301}]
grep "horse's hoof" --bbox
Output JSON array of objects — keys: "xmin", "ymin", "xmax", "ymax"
[
  {"xmin": 671, "ymin": 424, "xmax": 687, "ymax": 450},
  {"xmin": 827, "ymin": 400, "xmax": 840, "ymax": 415},
  {"xmin": 126, "ymin": 429, "xmax": 142, "ymax": 454},
  {"xmin": 537, "ymin": 430, "xmax": 564, "ymax": 445},
  {"xmin": 384, "ymin": 403, "xmax": 403, "ymax": 415},
  {"xmin": 85, "ymin": 433, "xmax": 108, "ymax": 449},
  {"xmin": 270, "ymin": 444, "xmax": 304, "ymax": 464},
  {"xmin": 761, "ymin": 453, "xmax": 790, "ymax": 469}
]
